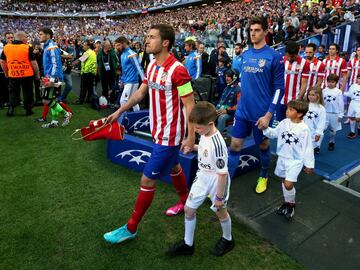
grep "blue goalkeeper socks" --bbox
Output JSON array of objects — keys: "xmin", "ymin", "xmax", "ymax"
[{"xmin": 259, "ymin": 147, "xmax": 270, "ymax": 178}]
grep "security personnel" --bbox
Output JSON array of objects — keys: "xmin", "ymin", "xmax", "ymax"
[
  {"xmin": 0, "ymin": 31, "xmax": 40, "ymax": 116},
  {"xmin": 74, "ymin": 40, "xmax": 97, "ymax": 104}
]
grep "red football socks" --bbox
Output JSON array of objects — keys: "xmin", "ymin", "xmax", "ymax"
[
  {"xmin": 60, "ymin": 101, "xmax": 72, "ymax": 113},
  {"xmin": 127, "ymin": 185, "xmax": 155, "ymax": 233},
  {"xmin": 42, "ymin": 104, "xmax": 49, "ymax": 120},
  {"xmin": 171, "ymin": 168, "xmax": 188, "ymax": 205}
]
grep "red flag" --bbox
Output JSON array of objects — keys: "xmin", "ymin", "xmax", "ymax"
[{"xmin": 72, "ymin": 118, "xmax": 125, "ymax": 141}]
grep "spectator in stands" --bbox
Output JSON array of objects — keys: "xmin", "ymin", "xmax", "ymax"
[
  {"xmin": 208, "ymin": 42, "xmax": 230, "ymax": 77},
  {"xmin": 184, "ymin": 39, "xmax": 202, "ymax": 81},
  {"xmin": 97, "ymin": 40, "xmax": 119, "ymax": 102},
  {"xmin": 231, "ymin": 43, "xmax": 243, "ymax": 74},
  {"xmin": 316, "ymin": 45, "xmax": 326, "ymax": 61},
  {"xmin": 216, "ymin": 69, "xmax": 241, "ymax": 135},
  {"xmin": 214, "ymin": 58, "xmax": 228, "ymax": 102},
  {"xmin": 197, "ymin": 43, "xmax": 209, "ymax": 76},
  {"xmin": 230, "ymin": 21, "xmax": 244, "ymax": 45}
]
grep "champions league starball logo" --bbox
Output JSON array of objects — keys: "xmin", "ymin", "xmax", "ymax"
[
  {"xmin": 237, "ymin": 155, "xmax": 259, "ymax": 169},
  {"xmin": 128, "ymin": 116, "xmax": 150, "ymax": 131},
  {"xmin": 115, "ymin": 150, "xmax": 151, "ymax": 165},
  {"xmin": 324, "ymin": 95, "xmax": 336, "ymax": 103},
  {"xmin": 281, "ymin": 131, "xmax": 299, "ymax": 145},
  {"xmin": 306, "ymin": 110, "xmax": 319, "ymax": 120}
]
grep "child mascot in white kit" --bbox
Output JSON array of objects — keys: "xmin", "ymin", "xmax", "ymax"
[
  {"xmin": 260, "ymin": 100, "xmax": 314, "ymax": 220},
  {"xmin": 167, "ymin": 101, "xmax": 234, "ymax": 256}
]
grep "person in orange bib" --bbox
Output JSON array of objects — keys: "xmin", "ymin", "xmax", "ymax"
[{"xmin": 0, "ymin": 31, "xmax": 40, "ymax": 116}]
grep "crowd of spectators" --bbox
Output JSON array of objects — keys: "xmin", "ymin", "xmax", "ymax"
[
  {"xmin": 0, "ymin": 0, "xmax": 177, "ymax": 13},
  {"xmin": 0, "ymin": 0, "xmax": 359, "ymax": 48}
]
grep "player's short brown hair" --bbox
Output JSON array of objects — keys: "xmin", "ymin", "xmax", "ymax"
[
  {"xmin": 287, "ymin": 100, "xmax": 309, "ymax": 119},
  {"xmin": 150, "ymin": 24, "xmax": 175, "ymax": 51},
  {"xmin": 189, "ymin": 101, "xmax": 217, "ymax": 125}
]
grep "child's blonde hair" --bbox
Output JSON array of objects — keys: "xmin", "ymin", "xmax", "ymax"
[{"xmin": 307, "ymin": 86, "xmax": 324, "ymax": 105}]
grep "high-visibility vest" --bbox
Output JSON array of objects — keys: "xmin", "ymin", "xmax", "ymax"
[
  {"xmin": 81, "ymin": 49, "xmax": 97, "ymax": 75},
  {"xmin": 3, "ymin": 43, "xmax": 34, "ymax": 78}
]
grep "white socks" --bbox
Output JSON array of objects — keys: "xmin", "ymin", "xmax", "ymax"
[
  {"xmin": 282, "ymin": 182, "xmax": 296, "ymax": 204},
  {"xmin": 220, "ymin": 215, "xmax": 232, "ymax": 241},
  {"xmin": 184, "ymin": 215, "xmax": 196, "ymax": 246},
  {"xmin": 350, "ymin": 120, "xmax": 356, "ymax": 133}
]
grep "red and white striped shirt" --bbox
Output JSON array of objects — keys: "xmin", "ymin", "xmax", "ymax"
[
  {"xmin": 347, "ymin": 57, "xmax": 360, "ymax": 86},
  {"xmin": 143, "ymin": 54, "xmax": 192, "ymax": 146},
  {"xmin": 282, "ymin": 56, "xmax": 310, "ymax": 105},
  {"xmin": 306, "ymin": 58, "xmax": 325, "ymax": 92},
  {"xmin": 322, "ymin": 56, "xmax": 347, "ymax": 88}
]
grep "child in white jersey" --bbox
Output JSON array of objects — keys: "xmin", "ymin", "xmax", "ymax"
[
  {"xmin": 304, "ymin": 86, "xmax": 326, "ymax": 154},
  {"xmin": 345, "ymin": 74, "xmax": 360, "ymax": 139},
  {"xmin": 323, "ymin": 74, "xmax": 344, "ymax": 151},
  {"xmin": 167, "ymin": 101, "xmax": 234, "ymax": 257},
  {"xmin": 261, "ymin": 100, "xmax": 314, "ymax": 220}
]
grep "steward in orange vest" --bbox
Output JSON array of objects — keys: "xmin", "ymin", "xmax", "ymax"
[{"xmin": 0, "ymin": 31, "xmax": 40, "ymax": 116}]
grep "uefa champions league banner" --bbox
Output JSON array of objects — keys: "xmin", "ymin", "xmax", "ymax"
[{"xmin": 107, "ymin": 110, "xmax": 260, "ymax": 186}]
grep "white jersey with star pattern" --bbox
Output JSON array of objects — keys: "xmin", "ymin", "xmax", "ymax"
[
  {"xmin": 304, "ymin": 102, "xmax": 326, "ymax": 137},
  {"xmin": 263, "ymin": 118, "xmax": 314, "ymax": 168},
  {"xmin": 197, "ymin": 130, "xmax": 228, "ymax": 175},
  {"xmin": 323, "ymin": 87, "xmax": 344, "ymax": 117},
  {"xmin": 344, "ymin": 83, "xmax": 360, "ymax": 101}
]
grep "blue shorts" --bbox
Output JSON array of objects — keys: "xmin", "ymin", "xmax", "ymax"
[
  {"xmin": 143, "ymin": 144, "xmax": 180, "ymax": 180},
  {"xmin": 231, "ymin": 116, "xmax": 268, "ymax": 145}
]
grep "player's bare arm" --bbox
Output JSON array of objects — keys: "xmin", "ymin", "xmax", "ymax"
[{"xmin": 180, "ymin": 93, "xmax": 196, "ymax": 154}]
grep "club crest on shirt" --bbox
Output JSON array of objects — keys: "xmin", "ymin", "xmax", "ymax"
[
  {"xmin": 160, "ymin": 72, "xmax": 168, "ymax": 83},
  {"xmin": 203, "ymin": 149, "xmax": 208, "ymax": 157},
  {"xmin": 258, "ymin": 59, "xmax": 266, "ymax": 68}
]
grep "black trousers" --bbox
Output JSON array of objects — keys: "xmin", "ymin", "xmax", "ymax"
[
  {"xmin": 33, "ymin": 77, "xmax": 42, "ymax": 102},
  {"xmin": 8, "ymin": 76, "xmax": 34, "ymax": 111},
  {"xmin": 100, "ymin": 71, "xmax": 115, "ymax": 97},
  {"xmin": 0, "ymin": 72, "xmax": 9, "ymax": 105},
  {"xmin": 80, "ymin": 73, "xmax": 95, "ymax": 102}
]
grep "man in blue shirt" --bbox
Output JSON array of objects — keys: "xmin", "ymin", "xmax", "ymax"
[
  {"xmin": 115, "ymin": 36, "xmax": 144, "ymax": 111},
  {"xmin": 228, "ymin": 17, "xmax": 284, "ymax": 194},
  {"xmin": 184, "ymin": 39, "xmax": 201, "ymax": 81},
  {"xmin": 231, "ymin": 43, "xmax": 243, "ymax": 74}
]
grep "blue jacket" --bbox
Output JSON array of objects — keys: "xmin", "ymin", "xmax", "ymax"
[
  {"xmin": 43, "ymin": 39, "xmax": 63, "ymax": 81},
  {"xmin": 231, "ymin": 54, "xmax": 242, "ymax": 74},
  {"xmin": 184, "ymin": 50, "xmax": 202, "ymax": 80},
  {"xmin": 121, "ymin": 47, "xmax": 144, "ymax": 84}
]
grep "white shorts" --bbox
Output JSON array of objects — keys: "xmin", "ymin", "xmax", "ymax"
[
  {"xmin": 347, "ymin": 100, "xmax": 360, "ymax": 118},
  {"xmin": 274, "ymin": 157, "xmax": 303, "ymax": 182},
  {"xmin": 186, "ymin": 171, "xmax": 230, "ymax": 210},
  {"xmin": 325, "ymin": 113, "xmax": 342, "ymax": 132},
  {"xmin": 120, "ymin": 83, "xmax": 138, "ymax": 105}
]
